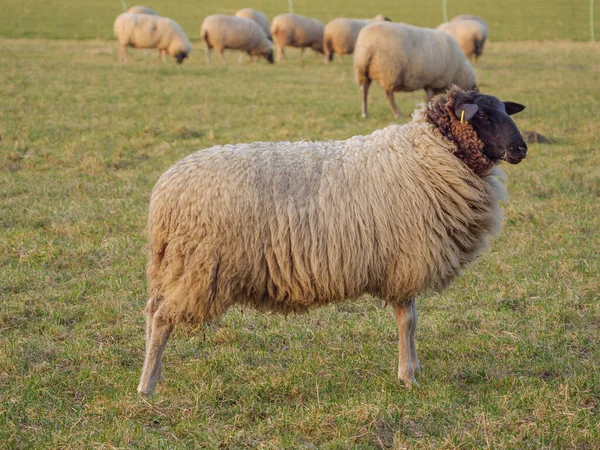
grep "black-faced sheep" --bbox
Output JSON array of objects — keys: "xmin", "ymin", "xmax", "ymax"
[
  {"xmin": 354, "ymin": 22, "xmax": 476, "ymax": 118},
  {"xmin": 137, "ymin": 87, "xmax": 528, "ymax": 395}
]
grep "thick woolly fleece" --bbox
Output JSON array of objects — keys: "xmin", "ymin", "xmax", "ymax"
[
  {"xmin": 354, "ymin": 22, "xmax": 476, "ymax": 94},
  {"xmin": 235, "ymin": 8, "xmax": 271, "ymax": 39},
  {"xmin": 323, "ymin": 16, "xmax": 385, "ymax": 58},
  {"xmin": 201, "ymin": 15, "xmax": 272, "ymax": 56},
  {"xmin": 270, "ymin": 13, "xmax": 325, "ymax": 52},
  {"xmin": 146, "ymin": 97, "xmax": 506, "ymax": 326},
  {"xmin": 437, "ymin": 19, "xmax": 488, "ymax": 60},
  {"xmin": 113, "ymin": 13, "xmax": 191, "ymax": 57}
]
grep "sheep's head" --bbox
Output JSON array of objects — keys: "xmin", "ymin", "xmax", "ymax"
[
  {"xmin": 175, "ymin": 51, "xmax": 188, "ymax": 64},
  {"xmin": 263, "ymin": 49, "xmax": 274, "ymax": 64},
  {"xmin": 427, "ymin": 86, "xmax": 527, "ymax": 176}
]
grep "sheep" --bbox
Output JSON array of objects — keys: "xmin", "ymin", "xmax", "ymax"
[
  {"xmin": 200, "ymin": 15, "xmax": 274, "ymax": 64},
  {"xmin": 127, "ymin": 5, "xmax": 158, "ymax": 15},
  {"xmin": 323, "ymin": 15, "xmax": 390, "ymax": 64},
  {"xmin": 354, "ymin": 22, "xmax": 476, "ymax": 118},
  {"xmin": 438, "ymin": 16, "xmax": 489, "ymax": 62},
  {"xmin": 235, "ymin": 8, "xmax": 271, "ymax": 40},
  {"xmin": 113, "ymin": 13, "xmax": 191, "ymax": 64},
  {"xmin": 136, "ymin": 86, "xmax": 528, "ymax": 395},
  {"xmin": 270, "ymin": 13, "xmax": 325, "ymax": 62}
]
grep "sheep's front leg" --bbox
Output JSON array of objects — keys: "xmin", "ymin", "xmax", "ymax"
[
  {"xmin": 385, "ymin": 90, "xmax": 402, "ymax": 118},
  {"xmin": 218, "ymin": 49, "xmax": 227, "ymax": 64},
  {"xmin": 393, "ymin": 299, "xmax": 418, "ymax": 385},
  {"xmin": 137, "ymin": 304, "xmax": 173, "ymax": 396},
  {"xmin": 119, "ymin": 45, "xmax": 127, "ymax": 62}
]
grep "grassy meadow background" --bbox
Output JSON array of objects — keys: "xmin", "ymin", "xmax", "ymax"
[{"xmin": 1, "ymin": 0, "xmax": 599, "ymax": 448}]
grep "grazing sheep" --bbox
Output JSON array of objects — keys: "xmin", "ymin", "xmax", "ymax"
[
  {"xmin": 137, "ymin": 86, "xmax": 528, "ymax": 395},
  {"xmin": 323, "ymin": 15, "xmax": 390, "ymax": 63},
  {"xmin": 354, "ymin": 22, "xmax": 476, "ymax": 118},
  {"xmin": 127, "ymin": 5, "xmax": 158, "ymax": 15},
  {"xmin": 235, "ymin": 8, "xmax": 271, "ymax": 40},
  {"xmin": 200, "ymin": 14, "xmax": 274, "ymax": 64},
  {"xmin": 438, "ymin": 16, "xmax": 489, "ymax": 62},
  {"xmin": 270, "ymin": 13, "xmax": 325, "ymax": 62},
  {"xmin": 113, "ymin": 13, "xmax": 191, "ymax": 64}
]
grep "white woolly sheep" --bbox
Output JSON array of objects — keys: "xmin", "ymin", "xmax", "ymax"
[
  {"xmin": 354, "ymin": 22, "xmax": 476, "ymax": 118},
  {"xmin": 437, "ymin": 16, "xmax": 489, "ymax": 62},
  {"xmin": 270, "ymin": 13, "xmax": 325, "ymax": 62},
  {"xmin": 113, "ymin": 13, "xmax": 191, "ymax": 64},
  {"xmin": 235, "ymin": 8, "xmax": 271, "ymax": 40},
  {"xmin": 200, "ymin": 14, "xmax": 274, "ymax": 64},
  {"xmin": 137, "ymin": 86, "xmax": 528, "ymax": 396},
  {"xmin": 323, "ymin": 15, "xmax": 389, "ymax": 63},
  {"xmin": 127, "ymin": 6, "xmax": 158, "ymax": 15}
]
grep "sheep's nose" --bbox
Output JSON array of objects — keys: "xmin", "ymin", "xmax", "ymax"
[{"xmin": 510, "ymin": 142, "xmax": 528, "ymax": 157}]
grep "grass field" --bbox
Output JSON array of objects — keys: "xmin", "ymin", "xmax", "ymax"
[{"xmin": 1, "ymin": 1, "xmax": 600, "ymax": 448}]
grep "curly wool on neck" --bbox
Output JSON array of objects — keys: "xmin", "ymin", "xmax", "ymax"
[{"xmin": 425, "ymin": 86, "xmax": 495, "ymax": 177}]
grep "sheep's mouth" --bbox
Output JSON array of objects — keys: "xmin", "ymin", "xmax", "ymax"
[{"xmin": 503, "ymin": 152, "xmax": 525, "ymax": 164}]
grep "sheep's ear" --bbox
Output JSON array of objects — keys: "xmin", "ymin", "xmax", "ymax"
[
  {"xmin": 455, "ymin": 103, "xmax": 478, "ymax": 121},
  {"xmin": 503, "ymin": 101, "xmax": 525, "ymax": 115}
]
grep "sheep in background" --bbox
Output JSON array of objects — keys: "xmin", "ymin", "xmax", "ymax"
[
  {"xmin": 200, "ymin": 15, "xmax": 274, "ymax": 64},
  {"xmin": 235, "ymin": 8, "xmax": 271, "ymax": 40},
  {"xmin": 113, "ymin": 13, "xmax": 191, "ymax": 64},
  {"xmin": 354, "ymin": 22, "xmax": 476, "ymax": 118},
  {"xmin": 137, "ymin": 86, "xmax": 528, "ymax": 395},
  {"xmin": 438, "ymin": 16, "xmax": 489, "ymax": 62},
  {"xmin": 127, "ymin": 5, "xmax": 158, "ymax": 15},
  {"xmin": 323, "ymin": 15, "xmax": 390, "ymax": 63},
  {"xmin": 270, "ymin": 13, "xmax": 325, "ymax": 62}
]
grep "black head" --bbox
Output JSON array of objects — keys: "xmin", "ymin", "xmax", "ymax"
[
  {"xmin": 455, "ymin": 93, "xmax": 527, "ymax": 164},
  {"xmin": 175, "ymin": 52, "xmax": 188, "ymax": 64},
  {"xmin": 264, "ymin": 49, "xmax": 274, "ymax": 64}
]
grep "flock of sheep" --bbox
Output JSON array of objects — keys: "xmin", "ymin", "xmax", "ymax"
[
  {"xmin": 114, "ymin": 7, "xmax": 530, "ymax": 396},
  {"xmin": 113, "ymin": 6, "xmax": 489, "ymax": 118}
]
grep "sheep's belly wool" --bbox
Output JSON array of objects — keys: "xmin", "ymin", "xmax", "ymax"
[{"xmin": 148, "ymin": 108, "xmax": 506, "ymax": 325}]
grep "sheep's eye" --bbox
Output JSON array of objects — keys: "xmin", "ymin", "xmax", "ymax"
[{"xmin": 477, "ymin": 112, "xmax": 487, "ymax": 120}]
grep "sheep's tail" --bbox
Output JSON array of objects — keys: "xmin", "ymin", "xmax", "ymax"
[
  {"xmin": 200, "ymin": 27, "xmax": 212, "ymax": 48},
  {"xmin": 353, "ymin": 43, "xmax": 371, "ymax": 86}
]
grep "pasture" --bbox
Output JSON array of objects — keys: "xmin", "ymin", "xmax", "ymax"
[{"xmin": 1, "ymin": 1, "xmax": 599, "ymax": 448}]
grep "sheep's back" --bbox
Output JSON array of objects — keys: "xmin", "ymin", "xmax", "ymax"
[{"xmin": 235, "ymin": 8, "xmax": 271, "ymax": 38}]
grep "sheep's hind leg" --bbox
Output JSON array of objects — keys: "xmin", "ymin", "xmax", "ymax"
[
  {"xmin": 361, "ymin": 79, "xmax": 371, "ymax": 118},
  {"xmin": 137, "ymin": 304, "xmax": 174, "ymax": 396},
  {"xmin": 393, "ymin": 300, "xmax": 418, "ymax": 385},
  {"xmin": 218, "ymin": 49, "xmax": 227, "ymax": 64},
  {"xmin": 385, "ymin": 90, "xmax": 402, "ymax": 118}
]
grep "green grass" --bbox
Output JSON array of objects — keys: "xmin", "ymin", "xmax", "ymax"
[
  {"xmin": 1, "ymin": 0, "xmax": 599, "ymax": 41},
  {"xmin": 1, "ymin": 5, "xmax": 600, "ymax": 449}
]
